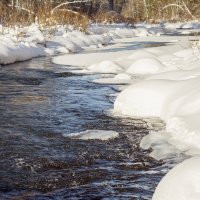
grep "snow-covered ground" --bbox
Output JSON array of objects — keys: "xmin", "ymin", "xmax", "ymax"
[
  {"xmin": 152, "ymin": 157, "xmax": 200, "ymax": 200},
  {"xmin": 51, "ymin": 21, "xmax": 200, "ymax": 199},
  {"xmin": 2, "ymin": 21, "xmax": 200, "ymax": 199},
  {"xmin": 1, "ymin": 21, "xmax": 199, "ymax": 65}
]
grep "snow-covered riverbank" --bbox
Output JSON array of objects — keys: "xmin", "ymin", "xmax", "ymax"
[
  {"xmin": 53, "ymin": 33, "xmax": 200, "ymax": 160},
  {"xmin": 2, "ymin": 21, "xmax": 200, "ymax": 199},
  {"xmin": 53, "ymin": 26, "xmax": 200, "ymax": 157},
  {"xmin": 1, "ymin": 21, "xmax": 199, "ymax": 65},
  {"xmin": 52, "ymin": 21, "xmax": 200, "ymax": 200}
]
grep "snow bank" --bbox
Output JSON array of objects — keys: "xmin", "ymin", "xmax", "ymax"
[
  {"xmin": 114, "ymin": 79, "xmax": 175, "ymax": 117},
  {"xmin": 107, "ymin": 37, "xmax": 200, "ymax": 159},
  {"xmin": 49, "ymin": 22, "xmax": 200, "ymax": 200},
  {"xmin": 46, "ymin": 37, "xmax": 82, "ymax": 53},
  {"xmin": 88, "ymin": 60, "xmax": 121, "ymax": 73},
  {"xmin": 63, "ymin": 130, "xmax": 119, "ymax": 140},
  {"xmin": 128, "ymin": 50, "xmax": 156, "ymax": 60},
  {"xmin": 126, "ymin": 58, "xmax": 165, "ymax": 75},
  {"xmin": 51, "ymin": 26, "xmax": 200, "ymax": 160},
  {"xmin": 93, "ymin": 73, "xmax": 132, "ymax": 85},
  {"xmin": 0, "ymin": 39, "xmax": 46, "ymax": 64},
  {"xmin": 1, "ymin": 22, "xmax": 172, "ymax": 65},
  {"xmin": 0, "ymin": 24, "xmax": 112, "ymax": 65},
  {"xmin": 115, "ymin": 75, "xmax": 200, "ymax": 158},
  {"xmin": 22, "ymin": 24, "xmax": 45, "ymax": 44},
  {"xmin": 164, "ymin": 21, "xmax": 200, "ymax": 30},
  {"xmin": 52, "ymin": 46, "xmax": 137, "ymax": 67},
  {"xmin": 6, "ymin": 22, "xmax": 200, "ymax": 160},
  {"xmin": 2, "ymin": 21, "xmax": 200, "ymax": 65},
  {"xmin": 153, "ymin": 157, "xmax": 200, "ymax": 200}
]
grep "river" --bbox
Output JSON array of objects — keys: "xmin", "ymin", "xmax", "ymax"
[{"xmin": 0, "ymin": 44, "xmax": 182, "ymax": 199}]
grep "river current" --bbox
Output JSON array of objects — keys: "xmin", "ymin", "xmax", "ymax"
[{"xmin": 0, "ymin": 43, "xmax": 182, "ymax": 199}]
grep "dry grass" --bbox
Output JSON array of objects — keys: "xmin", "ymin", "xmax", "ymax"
[
  {"xmin": 2, "ymin": 0, "xmax": 200, "ymax": 31},
  {"xmin": 0, "ymin": 3, "xmax": 32, "ymax": 27},
  {"xmin": 121, "ymin": 0, "xmax": 200, "ymax": 23},
  {"xmin": 50, "ymin": 9, "xmax": 89, "ymax": 31},
  {"xmin": 121, "ymin": 0, "xmax": 146, "ymax": 22},
  {"xmin": 92, "ymin": 11, "xmax": 135, "ymax": 26},
  {"xmin": 0, "ymin": 1, "xmax": 89, "ymax": 31}
]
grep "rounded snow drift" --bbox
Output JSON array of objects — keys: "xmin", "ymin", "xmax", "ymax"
[
  {"xmin": 128, "ymin": 51, "xmax": 156, "ymax": 60},
  {"xmin": 88, "ymin": 60, "xmax": 121, "ymax": 73},
  {"xmin": 114, "ymin": 73, "xmax": 131, "ymax": 80},
  {"xmin": 153, "ymin": 157, "xmax": 200, "ymax": 200},
  {"xmin": 127, "ymin": 58, "xmax": 165, "ymax": 75}
]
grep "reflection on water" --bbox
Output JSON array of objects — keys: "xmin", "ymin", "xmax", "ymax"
[{"xmin": 0, "ymin": 57, "xmax": 182, "ymax": 200}]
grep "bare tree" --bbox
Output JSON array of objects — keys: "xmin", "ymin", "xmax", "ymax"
[{"xmin": 108, "ymin": 0, "xmax": 114, "ymax": 10}]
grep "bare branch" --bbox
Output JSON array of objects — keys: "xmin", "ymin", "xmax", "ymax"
[
  {"xmin": 51, "ymin": 0, "xmax": 91, "ymax": 14},
  {"xmin": 55, "ymin": 8, "xmax": 87, "ymax": 19},
  {"xmin": 181, "ymin": 0, "xmax": 196, "ymax": 20},
  {"xmin": 143, "ymin": 0, "xmax": 148, "ymax": 20},
  {"xmin": 161, "ymin": 4, "xmax": 184, "ymax": 11},
  {"xmin": 7, "ymin": 4, "xmax": 35, "ymax": 15}
]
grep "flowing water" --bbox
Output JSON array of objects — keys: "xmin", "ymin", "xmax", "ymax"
[{"xmin": 0, "ymin": 44, "xmax": 183, "ymax": 199}]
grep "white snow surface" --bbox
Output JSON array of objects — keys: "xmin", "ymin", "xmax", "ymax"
[
  {"xmin": 0, "ymin": 39, "xmax": 46, "ymax": 64},
  {"xmin": 0, "ymin": 22, "xmax": 180, "ymax": 65},
  {"xmin": 63, "ymin": 130, "xmax": 119, "ymax": 140},
  {"xmin": 3, "ymin": 21, "xmax": 200, "ymax": 65},
  {"xmin": 126, "ymin": 57, "xmax": 165, "ymax": 75},
  {"xmin": 0, "ymin": 24, "xmax": 114, "ymax": 64},
  {"xmin": 153, "ymin": 157, "xmax": 200, "ymax": 200}
]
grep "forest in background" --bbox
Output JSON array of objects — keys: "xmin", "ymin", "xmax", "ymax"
[{"xmin": 0, "ymin": 0, "xmax": 200, "ymax": 30}]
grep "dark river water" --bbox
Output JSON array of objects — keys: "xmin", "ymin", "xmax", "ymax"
[{"xmin": 0, "ymin": 49, "xmax": 182, "ymax": 199}]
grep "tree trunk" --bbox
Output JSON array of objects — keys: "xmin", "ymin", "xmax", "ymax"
[
  {"xmin": 143, "ymin": 0, "xmax": 148, "ymax": 20},
  {"xmin": 108, "ymin": 0, "xmax": 114, "ymax": 10}
]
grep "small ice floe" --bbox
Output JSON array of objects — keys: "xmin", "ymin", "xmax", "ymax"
[{"xmin": 63, "ymin": 130, "xmax": 119, "ymax": 140}]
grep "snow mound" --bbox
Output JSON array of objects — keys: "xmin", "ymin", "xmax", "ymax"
[
  {"xmin": 134, "ymin": 28, "xmax": 151, "ymax": 37},
  {"xmin": 46, "ymin": 37, "xmax": 81, "ymax": 53},
  {"xmin": 140, "ymin": 131, "xmax": 180, "ymax": 160},
  {"xmin": 134, "ymin": 77, "xmax": 200, "ymax": 158},
  {"xmin": 174, "ymin": 48, "xmax": 195, "ymax": 58},
  {"xmin": 114, "ymin": 79, "xmax": 175, "ymax": 117},
  {"xmin": 93, "ymin": 74, "xmax": 131, "ymax": 85},
  {"xmin": 63, "ymin": 130, "xmax": 119, "ymax": 140},
  {"xmin": 23, "ymin": 24, "xmax": 45, "ymax": 44},
  {"xmin": 88, "ymin": 60, "xmax": 121, "ymax": 73},
  {"xmin": 165, "ymin": 114, "xmax": 200, "ymax": 154},
  {"xmin": 0, "ymin": 40, "xmax": 46, "ymax": 65},
  {"xmin": 153, "ymin": 157, "xmax": 200, "ymax": 200},
  {"xmin": 114, "ymin": 73, "xmax": 131, "ymax": 80},
  {"xmin": 128, "ymin": 51, "xmax": 156, "ymax": 60},
  {"xmin": 114, "ymin": 75, "xmax": 200, "ymax": 158},
  {"xmin": 126, "ymin": 58, "xmax": 165, "ymax": 75},
  {"xmin": 146, "ymin": 70, "xmax": 200, "ymax": 81},
  {"xmin": 108, "ymin": 28, "xmax": 136, "ymax": 39}
]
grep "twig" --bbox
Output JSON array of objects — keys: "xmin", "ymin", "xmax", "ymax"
[{"xmin": 51, "ymin": 0, "xmax": 91, "ymax": 14}]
